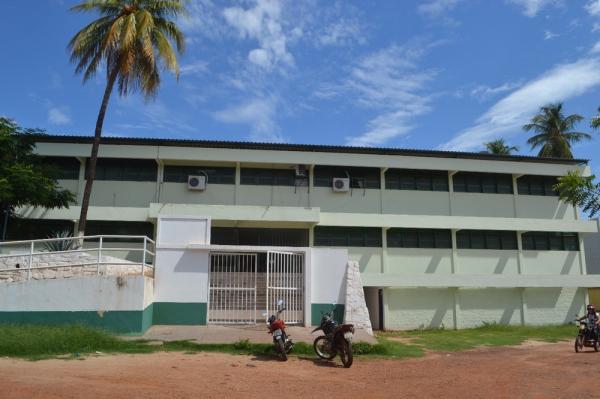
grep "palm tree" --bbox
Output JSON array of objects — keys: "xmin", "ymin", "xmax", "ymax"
[
  {"xmin": 523, "ymin": 103, "xmax": 591, "ymax": 159},
  {"xmin": 68, "ymin": 0, "xmax": 186, "ymax": 236},
  {"xmin": 591, "ymin": 106, "xmax": 600, "ymax": 130},
  {"xmin": 483, "ymin": 139, "xmax": 519, "ymax": 155}
]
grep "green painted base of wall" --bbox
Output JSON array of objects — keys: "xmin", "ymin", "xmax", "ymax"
[
  {"xmin": 0, "ymin": 304, "xmax": 154, "ymax": 334},
  {"xmin": 311, "ymin": 304, "xmax": 345, "ymax": 326},
  {"xmin": 152, "ymin": 302, "xmax": 207, "ymax": 325}
]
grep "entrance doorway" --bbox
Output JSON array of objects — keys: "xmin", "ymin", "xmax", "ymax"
[{"xmin": 208, "ymin": 250, "xmax": 304, "ymax": 325}]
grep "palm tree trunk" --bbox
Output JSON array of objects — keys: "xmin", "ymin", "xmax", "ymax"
[{"xmin": 76, "ymin": 68, "xmax": 119, "ymax": 237}]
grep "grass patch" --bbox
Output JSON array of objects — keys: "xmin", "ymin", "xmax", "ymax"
[
  {"xmin": 0, "ymin": 324, "xmax": 153, "ymax": 360},
  {"xmin": 381, "ymin": 323, "xmax": 574, "ymax": 352}
]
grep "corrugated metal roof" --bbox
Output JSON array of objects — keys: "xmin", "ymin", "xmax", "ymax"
[{"xmin": 30, "ymin": 134, "xmax": 588, "ymax": 165}]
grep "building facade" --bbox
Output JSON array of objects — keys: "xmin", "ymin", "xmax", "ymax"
[{"xmin": 9, "ymin": 135, "xmax": 600, "ymax": 330}]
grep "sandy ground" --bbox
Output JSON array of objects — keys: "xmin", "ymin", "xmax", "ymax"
[{"xmin": 1, "ymin": 341, "xmax": 599, "ymax": 399}]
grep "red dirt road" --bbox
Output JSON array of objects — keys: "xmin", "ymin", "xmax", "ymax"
[{"xmin": 1, "ymin": 341, "xmax": 599, "ymax": 399}]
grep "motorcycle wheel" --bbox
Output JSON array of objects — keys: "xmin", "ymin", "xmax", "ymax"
[
  {"xmin": 575, "ymin": 336, "xmax": 584, "ymax": 353},
  {"xmin": 340, "ymin": 340, "xmax": 353, "ymax": 368},
  {"xmin": 313, "ymin": 336, "xmax": 335, "ymax": 360},
  {"xmin": 277, "ymin": 339, "xmax": 288, "ymax": 361}
]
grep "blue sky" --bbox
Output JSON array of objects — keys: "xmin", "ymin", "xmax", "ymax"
[{"xmin": 1, "ymin": 0, "xmax": 600, "ymax": 170}]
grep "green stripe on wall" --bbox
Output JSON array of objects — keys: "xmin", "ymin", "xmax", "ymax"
[
  {"xmin": 0, "ymin": 304, "xmax": 154, "ymax": 334},
  {"xmin": 311, "ymin": 304, "xmax": 345, "ymax": 326},
  {"xmin": 152, "ymin": 302, "xmax": 207, "ymax": 325}
]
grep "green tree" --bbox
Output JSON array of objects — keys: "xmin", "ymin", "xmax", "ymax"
[
  {"xmin": 483, "ymin": 139, "xmax": 519, "ymax": 155},
  {"xmin": 0, "ymin": 118, "xmax": 75, "ymax": 240},
  {"xmin": 68, "ymin": 0, "xmax": 186, "ymax": 236},
  {"xmin": 523, "ymin": 103, "xmax": 592, "ymax": 158},
  {"xmin": 591, "ymin": 106, "xmax": 600, "ymax": 130},
  {"xmin": 554, "ymin": 171, "xmax": 600, "ymax": 218}
]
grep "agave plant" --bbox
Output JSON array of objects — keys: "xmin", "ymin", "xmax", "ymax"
[{"xmin": 42, "ymin": 230, "xmax": 75, "ymax": 252}]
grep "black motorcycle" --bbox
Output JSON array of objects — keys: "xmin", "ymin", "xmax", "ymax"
[
  {"xmin": 575, "ymin": 316, "xmax": 599, "ymax": 353},
  {"xmin": 312, "ymin": 306, "xmax": 354, "ymax": 368}
]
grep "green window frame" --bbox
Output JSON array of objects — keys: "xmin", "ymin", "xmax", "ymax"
[
  {"xmin": 387, "ymin": 228, "xmax": 452, "ymax": 248},
  {"xmin": 385, "ymin": 169, "xmax": 449, "ymax": 191},
  {"xmin": 314, "ymin": 226, "xmax": 382, "ymax": 247},
  {"xmin": 163, "ymin": 165, "xmax": 235, "ymax": 184},
  {"xmin": 456, "ymin": 230, "xmax": 518, "ymax": 250},
  {"xmin": 521, "ymin": 232, "xmax": 579, "ymax": 251},
  {"xmin": 313, "ymin": 166, "xmax": 381, "ymax": 189},
  {"xmin": 453, "ymin": 172, "xmax": 513, "ymax": 194}
]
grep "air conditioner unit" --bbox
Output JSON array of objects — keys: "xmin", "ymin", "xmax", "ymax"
[
  {"xmin": 332, "ymin": 177, "xmax": 350, "ymax": 192},
  {"xmin": 187, "ymin": 175, "xmax": 206, "ymax": 191}
]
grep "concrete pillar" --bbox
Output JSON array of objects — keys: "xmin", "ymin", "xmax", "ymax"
[
  {"xmin": 381, "ymin": 227, "xmax": 388, "ymax": 273},
  {"xmin": 452, "ymin": 287, "xmax": 460, "ymax": 329},
  {"xmin": 234, "ymin": 162, "xmax": 241, "ymax": 205},
  {"xmin": 309, "ymin": 224, "xmax": 315, "ymax": 247},
  {"xmin": 155, "ymin": 160, "xmax": 164, "ymax": 203},
  {"xmin": 380, "ymin": 168, "xmax": 387, "ymax": 214},
  {"xmin": 520, "ymin": 287, "xmax": 528, "ymax": 326},
  {"xmin": 76, "ymin": 157, "xmax": 86, "ymax": 205},
  {"xmin": 516, "ymin": 231, "xmax": 524, "ymax": 274},
  {"xmin": 451, "ymin": 229, "xmax": 458, "ymax": 274},
  {"xmin": 578, "ymin": 234, "xmax": 587, "ymax": 275},
  {"xmin": 448, "ymin": 171, "xmax": 457, "ymax": 216}
]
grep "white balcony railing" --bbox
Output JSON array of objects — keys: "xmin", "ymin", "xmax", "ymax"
[{"xmin": 0, "ymin": 235, "xmax": 155, "ymax": 282}]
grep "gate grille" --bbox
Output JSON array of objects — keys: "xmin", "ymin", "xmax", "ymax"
[
  {"xmin": 208, "ymin": 253, "xmax": 257, "ymax": 324},
  {"xmin": 267, "ymin": 251, "xmax": 304, "ymax": 325}
]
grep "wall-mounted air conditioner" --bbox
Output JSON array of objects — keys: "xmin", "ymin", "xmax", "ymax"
[
  {"xmin": 332, "ymin": 177, "xmax": 350, "ymax": 192},
  {"xmin": 187, "ymin": 175, "xmax": 206, "ymax": 191}
]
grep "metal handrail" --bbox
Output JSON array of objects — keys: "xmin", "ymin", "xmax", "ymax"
[{"xmin": 0, "ymin": 235, "xmax": 155, "ymax": 280}]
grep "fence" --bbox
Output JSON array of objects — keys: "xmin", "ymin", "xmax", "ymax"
[{"xmin": 0, "ymin": 235, "xmax": 155, "ymax": 281}]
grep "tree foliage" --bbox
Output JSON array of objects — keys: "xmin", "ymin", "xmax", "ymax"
[
  {"xmin": 0, "ymin": 118, "xmax": 75, "ymax": 213},
  {"xmin": 523, "ymin": 103, "xmax": 592, "ymax": 158},
  {"xmin": 484, "ymin": 139, "xmax": 519, "ymax": 155},
  {"xmin": 554, "ymin": 170, "xmax": 600, "ymax": 218}
]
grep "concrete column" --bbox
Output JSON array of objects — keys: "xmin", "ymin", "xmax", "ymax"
[
  {"xmin": 516, "ymin": 231, "xmax": 524, "ymax": 274},
  {"xmin": 381, "ymin": 227, "xmax": 388, "ymax": 273},
  {"xmin": 155, "ymin": 160, "xmax": 164, "ymax": 203},
  {"xmin": 234, "ymin": 162, "xmax": 241, "ymax": 205},
  {"xmin": 448, "ymin": 171, "xmax": 457, "ymax": 216},
  {"xmin": 380, "ymin": 168, "xmax": 387, "ymax": 214},
  {"xmin": 578, "ymin": 235, "xmax": 587, "ymax": 275},
  {"xmin": 520, "ymin": 287, "xmax": 528, "ymax": 326},
  {"xmin": 76, "ymin": 157, "xmax": 86, "ymax": 205},
  {"xmin": 309, "ymin": 224, "xmax": 315, "ymax": 247},
  {"xmin": 308, "ymin": 164, "xmax": 314, "ymax": 208},
  {"xmin": 451, "ymin": 229, "xmax": 458, "ymax": 274},
  {"xmin": 512, "ymin": 174, "xmax": 520, "ymax": 218},
  {"xmin": 452, "ymin": 287, "xmax": 460, "ymax": 329}
]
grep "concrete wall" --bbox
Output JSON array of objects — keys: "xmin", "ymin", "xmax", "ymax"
[
  {"xmin": 451, "ymin": 193, "xmax": 515, "ymax": 217},
  {"xmin": 0, "ymin": 276, "xmax": 153, "ymax": 333},
  {"xmin": 456, "ymin": 250, "xmax": 519, "ymax": 275},
  {"xmin": 386, "ymin": 248, "xmax": 453, "ymax": 274},
  {"xmin": 348, "ymin": 247, "xmax": 382, "ymax": 273},
  {"xmin": 584, "ymin": 223, "xmax": 600, "ymax": 274},
  {"xmin": 385, "ymin": 288, "xmax": 455, "ymax": 330},
  {"xmin": 516, "ymin": 196, "xmax": 576, "ymax": 220},
  {"xmin": 90, "ymin": 181, "xmax": 156, "ymax": 207},
  {"xmin": 521, "ymin": 251, "xmax": 581, "ymax": 275}
]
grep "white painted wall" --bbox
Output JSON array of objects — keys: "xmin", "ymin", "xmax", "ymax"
[
  {"xmin": 90, "ymin": 181, "xmax": 156, "ymax": 207},
  {"xmin": 385, "ymin": 288, "xmax": 455, "ymax": 330},
  {"xmin": 521, "ymin": 251, "xmax": 581, "ymax": 275},
  {"xmin": 237, "ymin": 185, "xmax": 310, "ymax": 208},
  {"xmin": 387, "ymin": 248, "xmax": 453, "ymax": 274},
  {"xmin": 516, "ymin": 196, "xmax": 576, "ymax": 220},
  {"xmin": 157, "ymin": 216, "xmax": 210, "ymax": 247},
  {"xmin": 310, "ymin": 187, "xmax": 382, "ymax": 214},
  {"xmin": 584, "ymin": 223, "xmax": 600, "ymax": 274},
  {"xmin": 525, "ymin": 287, "xmax": 585, "ymax": 325},
  {"xmin": 382, "ymin": 191, "xmax": 450, "ymax": 216},
  {"xmin": 451, "ymin": 193, "xmax": 515, "ymax": 217},
  {"xmin": 0, "ymin": 276, "xmax": 152, "ymax": 311},
  {"xmin": 456, "ymin": 250, "xmax": 520, "ymax": 275},
  {"xmin": 159, "ymin": 183, "xmax": 235, "ymax": 205},
  {"xmin": 457, "ymin": 288, "xmax": 522, "ymax": 327},
  {"xmin": 310, "ymin": 248, "xmax": 348, "ymax": 305},
  {"xmin": 153, "ymin": 248, "xmax": 210, "ymax": 303},
  {"xmin": 348, "ymin": 247, "xmax": 382, "ymax": 273}
]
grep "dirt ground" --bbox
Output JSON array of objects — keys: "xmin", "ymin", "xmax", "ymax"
[{"xmin": 1, "ymin": 341, "xmax": 599, "ymax": 399}]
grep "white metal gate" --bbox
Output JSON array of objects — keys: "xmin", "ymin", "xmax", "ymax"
[
  {"xmin": 208, "ymin": 253, "xmax": 257, "ymax": 324},
  {"xmin": 266, "ymin": 251, "xmax": 304, "ymax": 325}
]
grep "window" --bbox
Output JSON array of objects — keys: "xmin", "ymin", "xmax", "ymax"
[
  {"xmin": 456, "ymin": 230, "xmax": 517, "ymax": 250},
  {"xmin": 521, "ymin": 232, "xmax": 579, "ymax": 251},
  {"xmin": 517, "ymin": 175, "xmax": 559, "ymax": 196},
  {"xmin": 453, "ymin": 172, "xmax": 513, "ymax": 194},
  {"xmin": 385, "ymin": 169, "xmax": 449, "ymax": 191},
  {"xmin": 163, "ymin": 165, "xmax": 235, "ymax": 184},
  {"xmin": 314, "ymin": 166, "xmax": 381, "ymax": 189},
  {"xmin": 387, "ymin": 228, "xmax": 452, "ymax": 249},
  {"xmin": 314, "ymin": 226, "xmax": 382, "ymax": 247},
  {"xmin": 43, "ymin": 157, "xmax": 80, "ymax": 180},
  {"xmin": 87, "ymin": 158, "xmax": 157, "ymax": 182},
  {"xmin": 6, "ymin": 218, "xmax": 73, "ymax": 241},
  {"xmin": 240, "ymin": 168, "xmax": 296, "ymax": 186},
  {"xmin": 211, "ymin": 227, "xmax": 309, "ymax": 247}
]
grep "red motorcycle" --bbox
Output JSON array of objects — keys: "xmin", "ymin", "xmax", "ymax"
[{"xmin": 266, "ymin": 299, "xmax": 294, "ymax": 361}]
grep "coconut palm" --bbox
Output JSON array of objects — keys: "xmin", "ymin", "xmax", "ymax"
[
  {"xmin": 68, "ymin": 0, "xmax": 186, "ymax": 236},
  {"xmin": 591, "ymin": 106, "xmax": 600, "ymax": 130},
  {"xmin": 523, "ymin": 103, "xmax": 591, "ymax": 159},
  {"xmin": 483, "ymin": 139, "xmax": 519, "ymax": 155}
]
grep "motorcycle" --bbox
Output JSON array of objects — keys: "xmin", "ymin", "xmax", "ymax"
[
  {"xmin": 265, "ymin": 299, "xmax": 294, "ymax": 361},
  {"xmin": 312, "ymin": 305, "xmax": 354, "ymax": 368},
  {"xmin": 574, "ymin": 316, "xmax": 599, "ymax": 353}
]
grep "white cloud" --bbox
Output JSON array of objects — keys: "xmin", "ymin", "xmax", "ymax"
[
  {"xmin": 318, "ymin": 18, "xmax": 365, "ymax": 47},
  {"xmin": 442, "ymin": 57, "xmax": 600, "ymax": 151},
  {"xmin": 180, "ymin": 0, "xmax": 228, "ymax": 41},
  {"xmin": 223, "ymin": 0, "xmax": 294, "ymax": 70},
  {"xmin": 418, "ymin": 0, "xmax": 463, "ymax": 17},
  {"xmin": 585, "ymin": 0, "xmax": 600, "ymax": 16},
  {"xmin": 470, "ymin": 81, "xmax": 523, "ymax": 100},
  {"xmin": 47, "ymin": 107, "xmax": 71, "ymax": 125},
  {"xmin": 213, "ymin": 97, "xmax": 284, "ymax": 142},
  {"xmin": 344, "ymin": 42, "xmax": 438, "ymax": 147},
  {"xmin": 591, "ymin": 41, "xmax": 600, "ymax": 54},
  {"xmin": 544, "ymin": 30, "xmax": 559, "ymax": 40},
  {"xmin": 508, "ymin": 0, "xmax": 561, "ymax": 17},
  {"xmin": 180, "ymin": 60, "xmax": 209, "ymax": 76}
]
